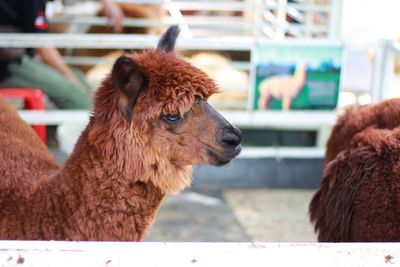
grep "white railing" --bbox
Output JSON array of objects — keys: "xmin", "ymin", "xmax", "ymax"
[
  {"xmin": 19, "ymin": 110, "xmax": 336, "ymax": 156},
  {"xmin": 18, "ymin": 110, "xmax": 90, "ymax": 125},
  {"xmin": 0, "ymin": 241, "xmax": 398, "ymax": 267},
  {"xmin": 18, "ymin": 110, "xmax": 336, "ymax": 131},
  {"xmin": 50, "ymin": 16, "xmax": 255, "ymax": 31},
  {"xmin": 0, "ymin": 33, "xmax": 254, "ymax": 50}
]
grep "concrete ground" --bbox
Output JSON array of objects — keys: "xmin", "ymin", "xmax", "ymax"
[{"xmin": 146, "ymin": 189, "xmax": 318, "ymax": 242}]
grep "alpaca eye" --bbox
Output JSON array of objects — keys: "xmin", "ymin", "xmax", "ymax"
[{"xmin": 162, "ymin": 114, "xmax": 182, "ymax": 123}]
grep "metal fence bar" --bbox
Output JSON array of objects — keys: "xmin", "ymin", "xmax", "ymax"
[
  {"xmin": 18, "ymin": 110, "xmax": 336, "ymax": 128},
  {"xmin": 63, "ymin": 55, "xmax": 251, "ymax": 70},
  {"xmin": 18, "ymin": 110, "xmax": 90, "ymax": 125},
  {"xmin": 112, "ymin": 0, "xmax": 260, "ymax": 11},
  {"xmin": 49, "ymin": 16, "xmax": 255, "ymax": 30},
  {"xmin": 264, "ymin": 2, "xmax": 331, "ymax": 12},
  {"xmin": 0, "ymin": 33, "xmax": 254, "ymax": 50},
  {"xmin": 0, "ymin": 241, "xmax": 398, "ymax": 267}
]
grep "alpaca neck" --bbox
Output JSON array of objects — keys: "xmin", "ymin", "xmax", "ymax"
[
  {"xmin": 294, "ymin": 66, "xmax": 306, "ymax": 84},
  {"xmin": 28, "ymin": 129, "xmax": 165, "ymax": 241}
]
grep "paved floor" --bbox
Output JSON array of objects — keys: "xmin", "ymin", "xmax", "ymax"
[
  {"xmin": 146, "ymin": 189, "xmax": 318, "ymax": 242},
  {"xmin": 224, "ymin": 189, "xmax": 317, "ymax": 242}
]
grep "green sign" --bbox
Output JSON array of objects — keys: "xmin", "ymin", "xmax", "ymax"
[{"xmin": 254, "ymin": 43, "xmax": 343, "ymax": 110}]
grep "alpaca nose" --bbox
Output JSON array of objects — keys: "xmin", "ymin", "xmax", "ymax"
[{"xmin": 219, "ymin": 126, "xmax": 242, "ymax": 147}]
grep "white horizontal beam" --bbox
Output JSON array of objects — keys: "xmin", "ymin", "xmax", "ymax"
[
  {"xmin": 113, "ymin": 0, "xmax": 258, "ymax": 11},
  {"xmin": 18, "ymin": 110, "xmax": 336, "ymax": 129},
  {"xmin": 223, "ymin": 111, "xmax": 337, "ymax": 130},
  {"xmin": 264, "ymin": 2, "xmax": 331, "ymax": 12},
  {"xmin": 63, "ymin": 56, "xmax": 115, "ymax": 65},
  {"xmin": 286, "ymin": 24, "xmax": 329, "ymax": 33},
  {"xmin": 239, "ymin": 147, "xmax": 325, "ymax": 159},
  {"xmin": 50, "ymin": 16, "xmax": 254, "ymax": 30},
  {"xmin": 0, "ymin": 241, "xmax": 398, "ymax": 267},
  {"xmin": 63, "ymin": 55, "xmax": 251, "ymax": 70},
  {"xmin": 0, "ymin": 33, "xmax": 343, "ymax": 50},
  {"xmin": 18, "ymin": 110, "xmax": 90, "ymax": 125},
  {"xmin": 0, "ymin": 33, "xmax": 254, "ymax": 51}
]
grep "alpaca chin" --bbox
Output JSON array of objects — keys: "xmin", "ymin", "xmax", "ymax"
[
  {"xmin": 148, "ymin": 164, "xmax": 193, "ymax": 195},
  {"xmin": 207, "ymin": 147, "xmax": 241, "ymax": 166}
]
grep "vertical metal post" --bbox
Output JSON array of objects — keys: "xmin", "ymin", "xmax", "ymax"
[
  {"xmin": 253, "ymin": 0, "xmax": 263, "ymax": 39},
  {"xmin": 304, "ymin": 0, "xmax": 314, "ymax": 38},
  {"xmin": 248, "ymin": 42, "xmax": 258, "ymax": 111},
  {"xmin": 276, "ymin": 0, "xmax": 288, "ymax": 39},
  {"xmin": 248, "ymin": 0, "xmax": 262, "ymax": 111},
  {"xmin": 328, "ymin": 0, "xmax": 343, "ymax": 39},
  {"xmin": 371, "ymin": 40, "xmax": 395, "ymax": 102}
]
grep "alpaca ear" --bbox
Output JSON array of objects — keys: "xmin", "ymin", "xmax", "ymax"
[
  {"xmin": 112, "ymin": 55, "xmax": 146, "ymax": 97},
  {"xmin": 157, "ymin": 25, "xmax": 180, "ymax": 53},
  {"xmin": 112, "ymin": 56, "xmax": 146, "ymax": 117}
]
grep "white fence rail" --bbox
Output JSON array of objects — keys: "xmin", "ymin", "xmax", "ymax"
[
  {"xmin": 0, "ymin": 241, "xmax": 399, "ymax": 267},
  {"xmin": 18, "ymin": 110, "xmax": 335, "ymax": 156},
  {"xmin": 0, "ymin": 33, "xmax": 254, "ymax": 50},
  {"xmin": 18, "ymin": 110, "xmax": 336, "ymax": 129},
  {"xmin": 0, "ymin": 33, "xmax": 247, "ymax": 50}
]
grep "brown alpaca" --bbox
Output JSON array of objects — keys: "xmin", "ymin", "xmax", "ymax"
[
  {"xmin": 324, "ymin": 98, "xmax": 400, "ymax": 165},
  {"xmin": 0, "ymin": 26, "xmax": 242, "ymax": 241},
  {"xmin": 310, "ymin": 98, "xmax": 400, "ymax": 241}
]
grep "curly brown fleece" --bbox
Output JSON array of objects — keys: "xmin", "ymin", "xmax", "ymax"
[
  {"xmin": 324, "ymin": 98, "xmax": 400, "ymax": 165},
  {"xmin": 311, "ymin": 98, "xmax": 400, "ymax": 241}
]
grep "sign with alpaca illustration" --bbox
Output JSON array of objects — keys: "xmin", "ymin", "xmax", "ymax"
[{"xmin": 254, "ymin": 43, "xmax": 343, "ymax": 110}]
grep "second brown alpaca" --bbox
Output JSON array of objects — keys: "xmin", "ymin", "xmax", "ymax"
[
  {"xmin": 310, "ymin": 98, "xmax": 400, "ymax": 241},
  {"xmin": 0, "ymin": 26, "xmax": 242, "ymax": 241}
]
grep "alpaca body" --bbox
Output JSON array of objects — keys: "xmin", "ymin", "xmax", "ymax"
[
  {"xmin": 310, "ymin": 127, "xmax": 400, "ymax": 241},
  {"xmin": 258, "ymin": 62, "xmax": 307, "ymax": 110},
  {"xmin": 0, "ymin": 26, "xmax": 242, "ymax": 241},
  {"xmin": 0, "ymin": 100, "xmax": 163, "ymax": 240},
  {"xmin": 310, "ymin": 98, "xmax": 400, "ymax": 242}
]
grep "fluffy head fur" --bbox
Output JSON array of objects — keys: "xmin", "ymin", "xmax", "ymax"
[{"xmin": 88, "ymin": 49, "xmax": 221, "ymax": 194}]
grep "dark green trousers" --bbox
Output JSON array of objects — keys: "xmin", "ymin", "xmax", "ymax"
[{"xmin": 0, "ymin": 56, "xmax": 92, "ymax": 109}]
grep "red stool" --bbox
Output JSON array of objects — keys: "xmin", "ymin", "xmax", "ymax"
[{"xmin": 0, "ymin": 88, "xmax": 47, "ymax": 143}]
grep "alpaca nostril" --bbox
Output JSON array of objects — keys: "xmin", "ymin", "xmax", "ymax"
[{"xmin": 219, "ymin": 128, "xmax": 242, "ymax": 147}]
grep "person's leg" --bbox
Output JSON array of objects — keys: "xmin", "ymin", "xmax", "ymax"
[
  {"xmin": 72, "ymin": 68, "xmax": 93, "ymax": 93},
  {"xmin": 0, "ymin": 56, "xmax": 92, "ymax": 109}
]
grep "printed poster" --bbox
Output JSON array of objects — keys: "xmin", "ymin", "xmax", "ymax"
[{"xmin": 254, "ymin": 43, "xmax": 343, "ymax": 110}]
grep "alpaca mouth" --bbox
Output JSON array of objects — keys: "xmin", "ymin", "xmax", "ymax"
[{"xmin": 207, "ymin": 145, "xmax": 241, "ymax": 166}]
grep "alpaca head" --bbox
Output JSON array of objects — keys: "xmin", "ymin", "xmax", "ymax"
[
  {"xmin": 294, "ymin": 61, "xmax": 307, "ymax": 81},
  {"xmin": 89, "ymin": 26, "xmax": 242, "ymax": 194}
]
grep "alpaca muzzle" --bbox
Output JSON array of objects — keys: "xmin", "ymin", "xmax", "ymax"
[{"xmin": 207, "ymin": 125, "xmax": 242, "ymax": 166}]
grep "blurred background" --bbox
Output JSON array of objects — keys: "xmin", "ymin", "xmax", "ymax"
[{"xmin": 1, "ymin": 0, "xmax": 399, "ymax": 242}]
